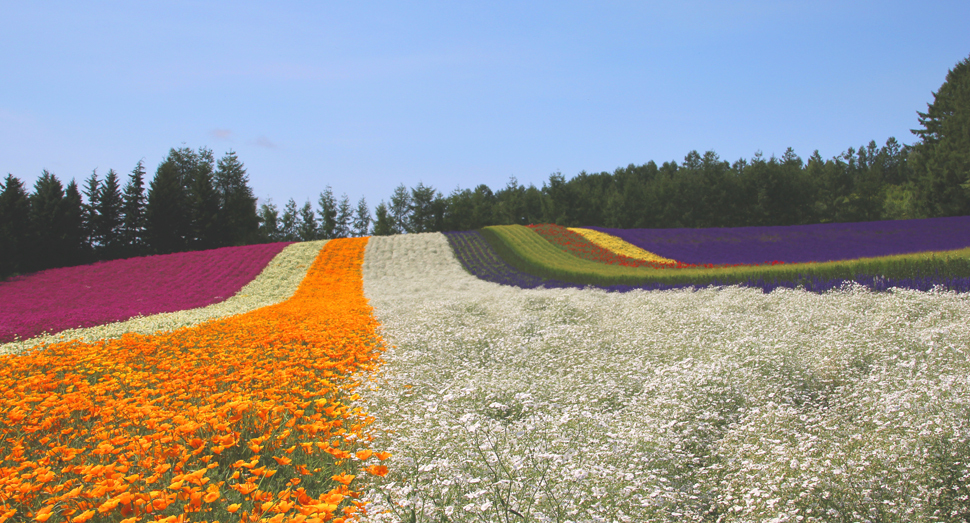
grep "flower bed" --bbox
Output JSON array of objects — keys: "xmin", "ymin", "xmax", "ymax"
[
  {"xmin": 0, "ymin": 243, "xmax": 292, "ymax": 344},
  {"xmin": 0, "ymin": 238, "xmax": 388, "ymax": 523},
  {"xmin": 590, "ymin": 215, "xmax": 970, "ymax": 265},
  {"xmin": 360, "ymin": 232, "xmax": 970, "ymax": 522}
]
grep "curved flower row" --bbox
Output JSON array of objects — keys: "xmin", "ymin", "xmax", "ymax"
[
  {"xmin": 359, "ymin": 232, "xmax": 970, "ymax": 522},
  {"xmin": 589, "ymin": 215, "xmax": 970, "ymax": 265},
  {"xmin": 0, "ymin": 241, "xmax": 325, "ymax": 356},
  {"xmin": 0, "ymin": 238, "xmax": 388, "ymax": 523},
  {"xmin": 527, "ymin": 224, "xmax": 676, "ymax": 268},
  {"xmin": 568, "ymin": 227, "xmax": 677, "ymax": 264},
  {"xmin": 0, "ymin": 242, "xmax": 293, "ymax": 344}
]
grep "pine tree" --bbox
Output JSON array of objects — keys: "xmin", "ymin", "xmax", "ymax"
[
  {"xmin": 258, "ymin": 200, "xmax": 282, "ymax": 242},
  {"xmin": 146, "ymin": 159, "xmax": 187, "ymax": 254},
  {"xmin": 215, "ymin": 150, "xmax": 259, "ymax": 246},
  {"xmin": 352, "ymin": 196, "xmax": 371, "ymax": 237},
  {"xmin": 62, "ymin": 180, "xmax": 86, "ymax": 266},
  {"xmin": 335, "ymin": 194, "xmax": 352, "ymax": 238},
  {"xmin": 317, "ymin": 186, "xmax": 338, "ymax": 239},
  {"xmin": 29, "ymin": 170, "xmax": 68, "ymax": 271},
  {"xmin": 372, "ymin": 202, "xmax": 393, "ymax": 236},
  {"xmin": 188, "ymin": 147, "xmax": 219, "ymax": 249},
  {"xmin": 0, "ymin": 175, "xmax": 31, "ymax": 278},
  {"xmin": 121, "ymin": 160, "xmax": 148, "ymax": 256},
  {"xmin": 297, "ymin": 200, "xmax": 318, "ymax": 241},
  {"xmin": 388, "ymin": 184, "xmax": 411, "ymax": 234},
  {"xmin": 97, "ymin": 169, "xmax": 124, "ymax": 257},
  {"xmin": 81, "ymin": 169, "xmax": 101, "ymax": 252},
  {"xmin": 280, "ymin": 198, "xmax": 299, "ymax": 241},
  {"xmin": 911, "ymin": 53, "xmax": 970, "ymax": 216}
]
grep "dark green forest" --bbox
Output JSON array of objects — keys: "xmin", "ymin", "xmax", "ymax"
[{"xmin": 2, "ymin": 53, "xmax": 969, "ymax": 280}]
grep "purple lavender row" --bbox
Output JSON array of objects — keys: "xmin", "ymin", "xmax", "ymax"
[
  {"xmin": 589, "ymin": 215, "xmax": 970, "ymax": 265},
  {"xmin": 443, "ymin": 230, "xmax": 970, "ymax": 294},
  {"xmin": 0, "ymin": 242, "xmax": 292, "ymax": 344}
]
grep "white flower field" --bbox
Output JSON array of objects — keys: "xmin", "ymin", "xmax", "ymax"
[{"xmin": 360, "ymin": 233, "xmax": 970, "ymax": 522}]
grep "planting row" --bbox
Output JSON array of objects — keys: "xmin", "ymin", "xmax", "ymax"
[
  {"xmin": 359, "ymin": 232, "xmax": 970, "ymax": 522},
  {"xmin": 0, "ymin": 242, "xmax": 292, "ymax": 344},
  {"xmin": 0, "ymin": 241, "xmax": 325, "ymax": 356},
  {"xmin": 472, "ymin": 224, "xmax": 970, "ymax": 293},
  {"xmin": 0, "ymin": 238, "xmax": 388, "ymax": 523},
  {"xmin": 590, "ymin": 215, "xmax": 970, "ymax": 265}
]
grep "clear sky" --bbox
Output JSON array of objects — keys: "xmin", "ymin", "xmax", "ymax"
[{"xmin": 3, "ymin": 1, "xmax": 969, "ymax": 211}]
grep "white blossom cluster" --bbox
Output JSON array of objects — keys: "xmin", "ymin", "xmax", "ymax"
[
  {"xmin": 360, "ymin": 233, "xmax": 970, "ymax": 522},
  {"xmin": 0, "ymin": 241, "xmax": 326, "ymax": 356}
]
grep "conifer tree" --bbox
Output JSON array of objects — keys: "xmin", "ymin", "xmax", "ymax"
[
  {"xmin": 121, "ymin": 160, "xmax": 148, "ymax": 256},
  {"xmin": 372, "ymin": 202, "xmax": 393, "ymax": 236},
  {"xmin": 146, "ymin": 158, "xmax": 187, "ymax": 254},
  {"xmin": 0, "ymin": 175, "xmax": 31, "ymax": 278},
  {"xmin": 97, "ymin": 169, "xmax": 124, "ymax": 257},
  {"xmin": 279, "ymin": 198, "xmax": 299, "ymax": 241},
  {"xmin": 335, "ymin": 194, "xmax": 352, "ymax": 238},
  {"xmin": 81, "ymin": 169, "xmax": 101, "ymax": 252},
  {"xmin": 352, "ymin": 196, "xmax": 371, "ymax": 237},
  {"xmin": 258, "ymin": 200, "xmax": 282, "ymax": 242},
  {"xmin": 215, "ymin": 150, "xmax": 259, "ymax": 246},
  {"xmin": 29, "ymin": 170, "xmax": 68, "ymax": 270},
  {"xmin": 317, "ymin": 186, "xmax": 338, "ymax": 239},
  {"xmin": 911, "ymin": 53, "xmax": 970, "ymax": 216},
  {"xmin": 62, "ymin": 180, "xmax": 86, "ymax": 266},
  {"xmin": 297, "ymin": 200, "xmax": 318, "ymax": 241}
]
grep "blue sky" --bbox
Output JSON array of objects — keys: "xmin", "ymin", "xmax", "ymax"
[{"xmin": 3, "ymin": 1, "xmax": 969, "ymax": 212}]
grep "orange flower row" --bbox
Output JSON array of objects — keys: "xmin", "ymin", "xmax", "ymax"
[{"xmin": 0, "ymin": 238, "xmax": 388, "ymax": 523}]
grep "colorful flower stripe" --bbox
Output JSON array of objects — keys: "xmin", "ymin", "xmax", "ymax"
[
  {"xmin": 527, "ymin": 224, "xmax": 682, "ymax": 268},
  {"xmin": 446, "ymin": 229, "xmax": 970, "ymax": 293},
  {"xmin": 0, "ymin": 238, "xmax": 387, "ymax": 523},
  {"xmin": 567, "ymin": 227, "xmax": 677, "ymax": 264},
  {"xmin": 360, "ymin": 233, "xmax": 970, "ymax": 521},
  {"xmin": 0, "ymin": 241, "xmax": 326, "ymax": 357},
  {"xmin": 589, "ymin": 215, "xmax": 970, "ymax": 265},
  {"xmin": 0, "ymin": 242, "xmax": 293, "ymax": 344}
]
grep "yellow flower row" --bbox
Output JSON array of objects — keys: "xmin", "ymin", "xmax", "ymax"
[{"xmin": 568, "ymin": 228, "xmax": 677, "ymax": 264}]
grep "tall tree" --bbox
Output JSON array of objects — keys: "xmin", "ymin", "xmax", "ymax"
[
  {"xmin": 62, "ymin": 180, "xmax": 86, "ymax": 266},
  {"xmin": 145, "ymin": 158, "xmax": 187, "ymax": 254},
  {"xmin": 910, "ymin": 53, "xmax": 970, "ymax": 217},
  {"xmin": 372, "ymin": 202, "xmax": 393, "ymax": 236},
  {"xmin": 388, "ymin": 184, "xmax": 411, "ymax": 234},
  {"xmin": 121, "ymin": 160, "xmax": 148, "ymax": 256},
  {"xmin": 334, "ymin": 194, "xmax": 352, "ymax": 238},
  {"xmin": 29, "ymin": 170, "xmax": 68, "ymax": 270},
  {"xmin": 214, "ymin": 150, "xmax": 259, "ymax": 246},
  {"xmin": 97, "ymin": 169, "xmax": 124, "ymax": 257},
  {"xmin": 352, "ymin": 196, "xmax": 371, "ymax": 237},
  {"xmin": 296, "ymin": 200, "xmax": 318, "ymax": 241},
  {"xmin": 279, "ymin": 198, "xmax": 299, "ymax": 241},
  {"xmin": 257, "ymin": 200, "xmax": 282, "ymax": 242},
  {"xmin": 409, "ymin": 182, "xmax": 442, "ymax": 233},
  {"xmin": 81, "ymin": 169, "xmax": 101, "ymax": 253},
  {"xmin": 317, "ymin": 187, "xmax": 338, "ymax": 239},
  {"xmin": 0, "ymin": 175, "xmax": 31, "ymax": 278},
  {"xmin": 188, "ymin": 147, "xmax": 219, "ymax": 249}
]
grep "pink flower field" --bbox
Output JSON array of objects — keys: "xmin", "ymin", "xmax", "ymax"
[{"xmin": 0, "ymin": 242, "xmax": 291, "ymax": 343}]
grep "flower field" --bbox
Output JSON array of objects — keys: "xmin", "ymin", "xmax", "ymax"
[
  {"xmin": 0, "ymin": 238, "xmax": 388, "ymax": 523},
  {"xmin": 589, "ymin": 215, "xmax": 970, "ymax": 265},
  {"xmin": 478, "ymin": 224, "xmax": 970, "ymax": 293},
  {"xmin": 360, "ymin": 232, "xmax": 970, "ymax": 522},
  {"xmin": 0, "ymin": 243, "xmax": 292, "ymax": 345},
  {"xmin": 4, "ymin": 218, "xmax": 970, "ymax": 522}
]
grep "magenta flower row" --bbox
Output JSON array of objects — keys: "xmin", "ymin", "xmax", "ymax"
[{"xmin": 0, "ymin": 242, "xmax": 292, "ymax": 344}]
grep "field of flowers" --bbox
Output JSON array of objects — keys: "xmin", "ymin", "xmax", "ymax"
[
  {"xmin": 0, "ymin": 241, "xmax": 324, "ymax": 356},
  {"xmin": 589, "ymin": 215, "xmax": 970, "ymax": 265},
  {"xmin": 0, "ymin": 238, "xmax": 390, "ymax": 523},
  {"xmin": 479, "ymin": 224, "xmax": 970, "ymax": 293},
  {"xmin": 361, "ymin": 232, "xmax": 970, "ymax": 522},
  {"xmin": 0, "ymin": 243, "xmax": 292, "ymax": 344}
]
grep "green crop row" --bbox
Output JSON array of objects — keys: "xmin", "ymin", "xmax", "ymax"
[{"xmin": 480, "ymin": 225, "xmax": 970, "ymax": 288}]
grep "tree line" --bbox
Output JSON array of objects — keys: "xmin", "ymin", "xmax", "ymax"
[{"xmin": 2, "ymin": 54, "xmax": 968, "ymax": 280}]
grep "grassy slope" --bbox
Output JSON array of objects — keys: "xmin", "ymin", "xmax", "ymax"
[{"xmin": 481, "ymin": 224, "xmax": 970, "ymax": 287}]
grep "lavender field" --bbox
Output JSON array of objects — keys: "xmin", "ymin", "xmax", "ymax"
[{"xmin": 590, "ymin": 216, "xmax": 970, "ymax": 265}]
